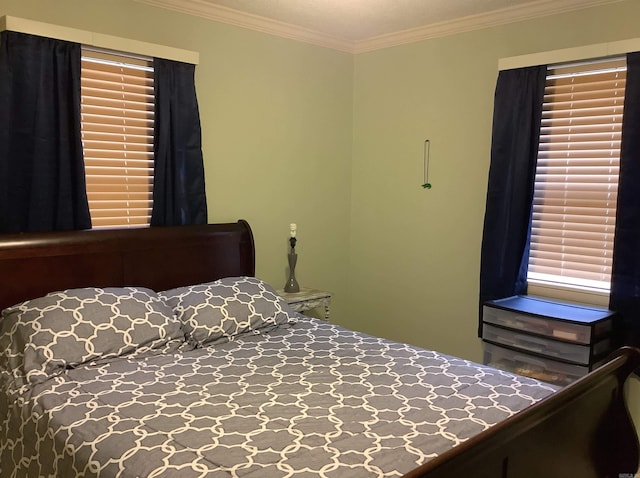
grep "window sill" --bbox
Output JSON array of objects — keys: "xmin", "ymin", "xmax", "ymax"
[{"xmin": 526, "ymin": 280, "xmax": 609, "ymax": 308}]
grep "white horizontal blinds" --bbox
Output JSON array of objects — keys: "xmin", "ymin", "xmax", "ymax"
[
  {"xmin": 528, "ymin": 57, "xmax": 626, "ymax": 291},
  {"xmin": 81, "ymin": 48, "xmax": 155, "ymax": 229}
]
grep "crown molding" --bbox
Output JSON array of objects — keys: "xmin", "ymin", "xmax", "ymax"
[
  {"xmin": 354, "ymin": 0, "xmax": 625, "ymax": 53},
  {"xmin": 133, "ymin": 0, "xmax": 354, "ymax": 52},
  {"xmin": 134, "ymin": 0, "xmax": 624, "ymax": 54}
]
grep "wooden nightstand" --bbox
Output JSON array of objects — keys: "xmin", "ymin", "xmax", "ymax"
[{"xmin": 278, "ymin": 288, "xmax": 332, "ymax": 321}]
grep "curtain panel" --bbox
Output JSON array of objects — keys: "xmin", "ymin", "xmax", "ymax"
[
  {"xmin": 478, "ymin": 66, "xmax": 547, "ymax": 335},
  {"xmin": 610, "ymin": 52, "xmax": 640, "ymax": 348},
  {"xmin": 151, "ymin": 58, "xmax": 207, "ymax": 226},
  {"xmin": 0, "ymin": 31, "xmax": 91, "ymax": 232}
]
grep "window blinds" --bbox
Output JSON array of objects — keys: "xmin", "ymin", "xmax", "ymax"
[
  {"xmin": 80, "ymin": 49, "xmax": 154, "ymax": 229},
  {"xmin": 527, "ymin": 57, "xmax": 626, "ymax": 291}
]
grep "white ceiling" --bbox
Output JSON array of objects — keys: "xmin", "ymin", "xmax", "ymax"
[{"xmin": 134, "ymin": 0, "xmax": 622, "ymax": 52}]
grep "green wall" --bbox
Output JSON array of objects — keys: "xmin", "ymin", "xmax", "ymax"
[
  {"xmin": 348, "ymin": 0, "xmax": 640, "ymax": 359},
  {"xmin": 1, "ymin": 0, "xmax": 639, "ymax": 435},
  {"xmin": 0, "ymin": 0, "xmax": 354, "ymax": 320},
  {"xmin": 347, "ymin": 0, "xmax": 640, "ymax": 436}
]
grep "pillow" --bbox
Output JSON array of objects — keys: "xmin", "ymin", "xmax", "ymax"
[
  {"xmin": 0, "ymin": 287, "xmax": 185, "ymax": 393},
  {"xmin": 159, "ymin": 276, "xmax": 297, "ymax": 347}
]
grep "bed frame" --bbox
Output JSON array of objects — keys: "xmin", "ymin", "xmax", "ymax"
[{"xmin": 0, "ymin": 221, "xmax": 638, "ymax": 478}]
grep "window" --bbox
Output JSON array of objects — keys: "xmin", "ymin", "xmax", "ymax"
[
  {"xmin": 528, "ymin": 57, "xmax": 626, "ymax": 293},
  {"xmin": 80, "ymin": 48, "xmax": 155, "ymax": 229}
]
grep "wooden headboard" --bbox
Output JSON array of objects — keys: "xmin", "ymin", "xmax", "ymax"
[{"xmin": 0, "ymin": 220, "xmax": 255, "ymax": 311}]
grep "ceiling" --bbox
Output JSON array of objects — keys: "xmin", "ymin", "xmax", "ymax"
[{"xmin": 133, "ymin": 0, "xmax": 622, "ymax": 52}]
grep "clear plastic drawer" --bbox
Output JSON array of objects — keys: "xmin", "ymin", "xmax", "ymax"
[
  {"xmin": 482, "ymin": 304, "xmax": 612, "ymax": 345},
  {"xmin": 483, "ymin": 341, "xmax": 589, "ymax": 386},
  {"xmin": 482, "ymin": 324, "xmax": 610, "ymax": 365}
]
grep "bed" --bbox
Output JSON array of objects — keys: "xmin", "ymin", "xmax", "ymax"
[{"xmin": 0, "ymin": 220, "xmax": 638, "ymax": 478}]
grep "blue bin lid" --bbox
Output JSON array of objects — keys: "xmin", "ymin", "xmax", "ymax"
[{"xmin": 485, "ymin": 295, "xmax": 615, "ymax": 325}]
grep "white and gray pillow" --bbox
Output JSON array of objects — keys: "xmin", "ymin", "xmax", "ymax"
[
  {"xmin": 0, "ymin": 278, "xmax": 298, "ymax": 398},
  {"xmin": 159, "ymin": 276, "xmax": 297, "ymax": 347},
  {"xmin": 0, "ymin": 287, "xmax": 185, "ymax": 394}
]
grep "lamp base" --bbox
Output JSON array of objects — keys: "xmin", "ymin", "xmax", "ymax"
[{"xmin": 284, "ymin": 252, "xmax": 300, "ymax": 293}]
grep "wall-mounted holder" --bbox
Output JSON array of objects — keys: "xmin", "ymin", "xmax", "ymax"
[{"xmin": 422, "ymin": 139, "xmax": 432, "ymax": 189}]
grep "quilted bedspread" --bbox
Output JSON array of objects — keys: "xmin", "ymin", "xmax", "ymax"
[{"xmin": 0, "ymin": 317, "xmax": 557, "ymax": 478}]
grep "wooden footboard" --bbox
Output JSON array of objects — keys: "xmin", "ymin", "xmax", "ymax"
[{"xmin": 404, "ymin": 346, "xmax": 640, "ymax": 478}]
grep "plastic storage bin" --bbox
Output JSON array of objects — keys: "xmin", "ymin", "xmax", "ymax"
[
  {"xmin": 482, "ymin": 323, "xmax": 611, "ymax": 365},
  {"xmin": 483, "ymin": 342, "xmax": 589, "ymax": 386},
  {"xmin": 482, "ymin": 296, "xmax": 615, "ymax": 345},
  {"xmin": 482, "ymin": 295, "xmax": 617, "ymax": 384}
]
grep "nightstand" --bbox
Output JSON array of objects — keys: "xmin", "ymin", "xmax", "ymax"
[{"xmin": 278, "ymin": 288, "xmax": 332, "ymax": 321}]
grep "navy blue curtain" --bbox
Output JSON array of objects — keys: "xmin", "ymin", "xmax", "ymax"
[
  {"xmin": 0, "ymin": 31, "xmax": 91, "ymax": 232},
  {"xmin": 151, "ymin": 58, "xmax": 207, "ymax": 226},
  {"xmin": 479, "ymin": 66, "xmax": 547, "ymax": 334},
  {"xmin": 610, "ymin": 52, "xmax": 640, "ymax": 348}
]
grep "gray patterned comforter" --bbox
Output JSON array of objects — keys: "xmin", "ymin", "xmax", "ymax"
[{"xmin": 0, "ymin": 317, "xmax": 557, "ymax": 478}]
